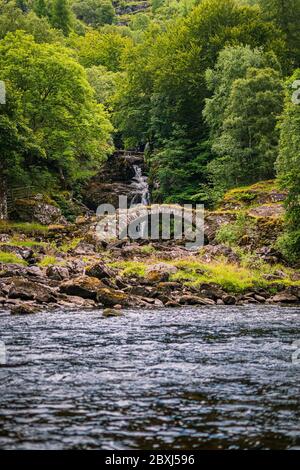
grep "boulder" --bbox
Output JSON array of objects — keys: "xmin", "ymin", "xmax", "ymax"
[
  {"xmin": 103, "ymin": 308, "xmax": 123, "ymax": 317},
  {"xmin": 60, "ymin": 276, "xmax": 106, "ymax": 300},
  {"xmin": 97, "ymin": 287, "xmax": 130, "ymax": 307},
  {"xmin": 178, "ymin": 295, "xmax": 215, "ymax": 306},
  {"xmin": 146, "ymin": 263, "xmax": 177, "ymax": 283},
  {"xmin": 270, "ymin": 292, "xmax": 299, "ymax": 303},
  {"xmin": 12, "ymin": 196, "xmax": 67, "ymax": 226},
  {"xmin": 8, "ymin": 278, "xmax": 57, "ymax": 303},
  {"xmin": 199, "ymin": 245, "xmax": 240, "ymax": 264},
  {"xmin": 11, "ymin": 303, "xmax": 39, "ymax": 315},
  {"xmin": 46, "ymin": 265, "xmax": 70, "ymax": 281},
  {"xmin": 222, "ymin": 294, "xmax": 237, "ymax": 305},
  {"xmin": 86, "ymin": 262, "xmax": 114, "ymax": 280}
]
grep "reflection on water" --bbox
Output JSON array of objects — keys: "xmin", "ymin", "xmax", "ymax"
[{"xmin": 0, "ymin": 305, "xmax": 299, "ymax": 450}]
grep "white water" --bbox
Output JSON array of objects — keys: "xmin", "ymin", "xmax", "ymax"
[
  {"xmin": 130, "ymin": 165, "xmax": 150, "ymax": 237},
  {"xmin": 130, "ymin": 165, "xmax": 150, "ymax": 207}
]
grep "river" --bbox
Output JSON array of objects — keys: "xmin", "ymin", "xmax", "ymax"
[{"xmin": 0, "ymin": 305, "xmax": 299, "ymax": 450}]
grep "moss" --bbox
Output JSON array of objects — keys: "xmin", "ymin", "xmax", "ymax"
[{"xmin": 0, "ymin": 251, "xmax": 27, "ymax": 265}]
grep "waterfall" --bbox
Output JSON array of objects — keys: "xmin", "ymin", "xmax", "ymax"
[
  {"xmin": 130, "ymin": 165, "xmax": 150, "ymax": 208},
  {"xmin": 130, "ymin": 164, "xmax": 150, "ymax": 238}
]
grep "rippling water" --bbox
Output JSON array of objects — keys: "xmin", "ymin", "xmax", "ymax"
[{"xmin": 0, "ymin": 306, "xmax": 299, "ymax": 450}]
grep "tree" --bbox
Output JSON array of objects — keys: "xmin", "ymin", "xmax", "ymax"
[
  {"xmin": 69, "ymin": 29, "xmax": 132, "ymax": 71},
  {"xmin": 51, "ymin": 0, "xmax": 73, "ymax": 36},
  {"xmin": 276, "ymin": 70, "xmax": 300, "ymax": 261},
  {"xmin": 207, "ymin": 66, "xmax": 284, "ymax": 191},
  {"xmin": 114, "ymin": 0, "xmax": 283, "ymax": 202},
  {"xmin": 0, "ymin": 31, "xmax": 113, "ymax": 192},
  {"xmin": 0, "ymin": 83, "xmax": 43, "ymax": 219},
  {"xmin": 72, "ymin": 0, "xmax": 115, "ymax": 27},
  {"xmin": 257, "ymin": 0, "xmax": 300, "ymax": 73},
  {"xmin": 33, "ymin": 0, "xmax": 49, "ymax": 18},
  {"xmin": 0, "ymin": 1, "xmax": 62, "ymax": 43}
]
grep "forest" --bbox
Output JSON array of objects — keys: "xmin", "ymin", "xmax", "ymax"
[{"xmin": 0, "ymin": 0, "xmax": 299, "ymax": 261}]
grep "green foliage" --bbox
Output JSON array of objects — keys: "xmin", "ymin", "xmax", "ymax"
[
  {"xmin": 0, "ymin": 251, "xmax": 27, "ymax": 265},
  {"xmin": 276, "ymin": 69, "xmax": 300, "ymax": 262},
  {"xmin": 215, "ymin": 214, "xmax": 255, "ymax": 246},
  {"xmin": 204, "ymin": 46, "xmax": 284, "ymax": 196},
  {"xmin": 0, "ymin": 31, "xmax": 113, "ymax": 192},
  {"xmin": 114, "ymin": 0, "xmax": 284, "ymax": 202},
  {"xmin": 69, "ymin": 29, "xmax": 132, "ymax": 71},
  {"xmin": 72, "ymin": 0, "xmax": 116, "ymax": 27},
  {"xmin": 51, "ymin": 0, "xmax": 74, "ymax": 36}
]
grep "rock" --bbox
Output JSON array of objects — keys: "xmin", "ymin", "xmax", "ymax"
[
  {"xmin": 46, "ymin": 265, "xmax": 70, "ymax": 281},
  {"xmin": 86, "ymin": 262, "xmax": 114, "ymax": 280},
  {"xmin": 146, "ymin": 263, "xmax": 177, "ymax": 283},
  {"xmin": 146, "ymin": 263, "xmax": 178, "ymax": 275},
  {"xmin": 11, "ymin": 196, "xmax": 67, "ymax": 226},
  {"xmin": 199, "ymin": 244, "xmax": 240, "ymax": 264},
  {"xmin": 72, "ymin": 242, "xmax": 95, "ymax": 255},
  {"xmin": 97, "ymin": 287, "xmax": 130, "ymax": 307},
  {"xmin": 0, "ymin": 234, "xmax": 10, "ymax": 243},
  {"xmin": 291, "ymin": 272, "xmax": 300, "ymax": 281},
  {"xmin": 199, "ymin": 283, "xmax": 225, "ymax": 301},
  {"xmin": 222, "ymin": 294, "xmax": 236, "ymax": 305},
  {"xmin": 165, "ymin": 300, "xmax": 181, "ymax": 308},
  {"xmin": 0, "ymin": 244, "xmax": 33, "ymax": 260},
  {"xmin": 65, "ymin": 260, "xmax": 85, "ymax": 277},
  {"xmin": 178, "ymin": 295, "xmax": 215, "ymax": 306},
  {"xmin": 103, "ymin": 308, "xmax": 123, "ymax": 317},
  {"xmin": 254, "ymin": 294, "xmax": 266, "ymax": 303},
  {"xmin": 60, "ymin": 276, "xmax": 105, "ymax": 300},
  {"xmin": 11, "ymin": 303, "xmax": 39, "ymax": 315},
  {"xmin": 216, "ymin": 299, "xmax": 224, "ymax": 305},
  {"xmin": 8, "ymin": 278, "xmax": 57, "ymax": 303},
  {"xmin": 157, "ymin": 282, "xmax": 182, "ymax": 290},
  {"xmin": 270, "ymin": 292, "xmax": 299, "ymax": 303},
  {"xmin": 58, "ymin": 295, "xmax": 96, "ymax": 309}
]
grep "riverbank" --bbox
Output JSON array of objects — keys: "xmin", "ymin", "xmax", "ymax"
[{"xmin": 0, "ymin": 180, "xmax": 299, "ymax": 314}]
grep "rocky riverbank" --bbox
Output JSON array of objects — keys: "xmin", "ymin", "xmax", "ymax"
[{"xmin": 0, "ymin": 180, "xmax": 299, "ymax": 315}]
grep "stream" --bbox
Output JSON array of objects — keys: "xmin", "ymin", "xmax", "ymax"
[{"xmin": 0, "ymin": 305, "xmax": 299, "ymax": 450}]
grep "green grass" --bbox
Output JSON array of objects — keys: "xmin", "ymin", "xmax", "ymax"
[
  {"xmin": 0, "ymin": 251, "xmax": 27, "ymax": 265},
  {"xmin": 37, "ymin": 256, "xmax": 58, "ymax": 268},
  {"xmin": 110, "ymin": 257, "xmax": 300, "ymax": 293},
  {"xmin": 110, "ymin": 261, "xmax": 147, "ymax": 277},
  {"xmin": 1, "ymin": 237, "xmax": 47, "ymax": 248},
  {"xmin": 139, "ymin": 245, "xmax": 156, "ymax": 255},
  {"xmin": 0, "ymin": 221, "xmax": 49, "ymax": 235}
]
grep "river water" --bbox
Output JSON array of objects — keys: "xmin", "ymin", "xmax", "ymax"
[{"xmin": 0, "ymin": 306, "xmax": 299, "ymax": 450}]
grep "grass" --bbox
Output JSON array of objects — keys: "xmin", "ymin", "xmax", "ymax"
[
  {"xmin": 139, "ymin": 245, "xmax": 156, "ymax": 255},
  {"xmin": 37, "ymin": 256, "xmax": 58, "ymax": 268},
  {"xmin": 110, "ymin": 257, "xmax": 300, "ymax": 293},
  {"xmin": 0, "ymin": 237, "xmax": 47, "ymax": 248},
  {"xmin": 0, "ymin": 221, "xmax": 49, "ymax": 235},
  {"xmin": 110, "ymin": 261, "xmax": 147, "ymax": 278},
  {"xmin": 0, "ymin": 251, "xmax": 27, "ymax": 265}
]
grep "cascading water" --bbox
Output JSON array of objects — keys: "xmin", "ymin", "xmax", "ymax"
[
  {"xmin": 130, "ymin": 164, "xmax": 150, "ymax": 237},
  {"xmin": 130, "ymin": 165, "xmax": 150, "ymax": 207}
]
